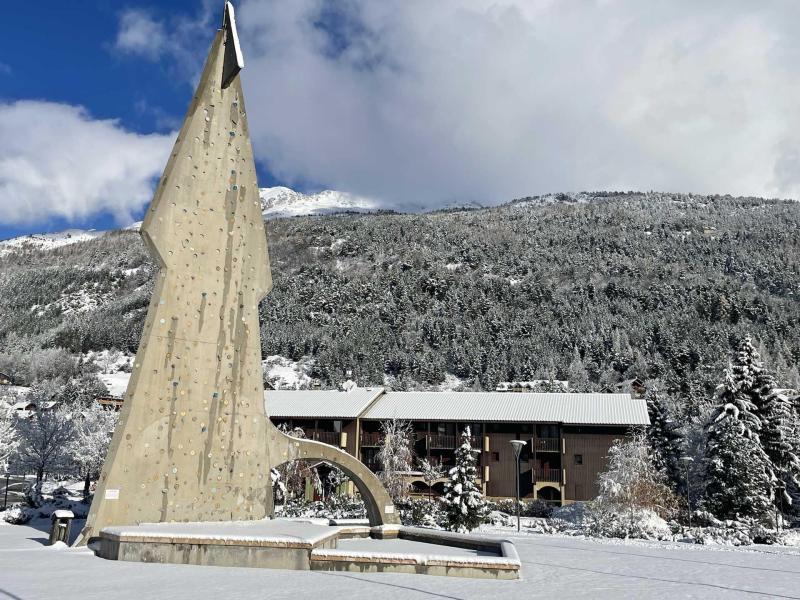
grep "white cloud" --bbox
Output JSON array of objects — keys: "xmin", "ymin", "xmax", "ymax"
[
  {"xmin": 223, "ymin": 0, "xmax": 800, "ymax": 208},
  {"xmin": 0, "ymin": 101, "xmax": 172, "ymax": 226},
  {"xmin": 114, "ymin": 10, "xmax": 168, "ymax": 60}
]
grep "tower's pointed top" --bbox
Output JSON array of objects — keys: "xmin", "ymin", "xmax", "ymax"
[{"xmin": 221, "ymin": 1, "xmax": 244, "ymax": 89}]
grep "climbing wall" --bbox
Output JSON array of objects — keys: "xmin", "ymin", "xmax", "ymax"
[{"xmin": 79, "ymin": 14, "xmax": 273, "ymax": 542}]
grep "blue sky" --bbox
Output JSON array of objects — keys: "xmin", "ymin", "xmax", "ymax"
[
  {"xmin": 0, "ymin": 0, "xmax": 284, "ymax": 240},
  {"xmin": 2, "ymin": 1, "xmax": 799, "ymax": 241}
]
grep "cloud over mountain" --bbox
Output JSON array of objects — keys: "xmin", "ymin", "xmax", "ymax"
[{"xmin": 230, "ymin": 1, "xmax": 800, "ymax": 208}]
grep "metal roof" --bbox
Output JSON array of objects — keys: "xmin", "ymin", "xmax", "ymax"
[
  {"xmin": 362, "ymin": 392, "xmax": 649, "ymax": 426},
  {"xmin": 265, "ymin": 387, "xmax": 384, "ymax": 419},
  {"xmin": 264, "ymin": 388, "xmax": 649, "ymax": 426}
]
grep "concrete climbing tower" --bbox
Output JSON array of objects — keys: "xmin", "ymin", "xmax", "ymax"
[{"xmin": 78, "ymin": 3, "xmax": 398, "ymax": 544}]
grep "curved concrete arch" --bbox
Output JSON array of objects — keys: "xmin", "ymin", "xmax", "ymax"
[{"xmin": 268, "ymin": 426, "xmax": 399, "ymax": 526}]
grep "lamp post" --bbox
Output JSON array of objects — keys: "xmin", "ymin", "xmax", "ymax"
[
  {"xmin": 680, "ymin": 456, "xmax": 694, "ymax": 530},
  {"xmin": 775, "ymin": 482, "xmax": 786, "ymax": 534},
  {"xmin": 510, "ymin": 440, "xmax": 527, "ymax": 532}
]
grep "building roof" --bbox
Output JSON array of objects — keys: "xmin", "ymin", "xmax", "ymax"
[
  {"xmin": 263, "ymin": 387, "xmax": 649, "ymax": 426},
  {"xmin": 362, "ymin": 391, "xmax": 649, "ymax": 426},
  {"xmin": 265, "ymin": 387, "xmax": 385, "ymax": 419}
]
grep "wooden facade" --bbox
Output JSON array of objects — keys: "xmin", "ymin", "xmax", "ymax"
[{"xmin": 269, "ymin": 415, "xmax": 632, "ymax": 505}]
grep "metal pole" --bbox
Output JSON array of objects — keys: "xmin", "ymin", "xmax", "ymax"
[
  {"xmin": 685, "ymin": 462, "xmax": 691, "ymax": 529},
  {"xmin": 681, "ymin": 456, "xmax": 694, "ymax": 530},
  {"xmin": 516, "ymin": 453, "xmax": 521, "ymax": 532},
  {"xmin": 2, "ymin": 474, "xmax": 8, "ymax": 510},
  {"xmin": 509, "ymin": 439, "xmax": 526, "ymax": 532}
]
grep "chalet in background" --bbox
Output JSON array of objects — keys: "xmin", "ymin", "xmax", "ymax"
[{"xmin": 267, "ymin": 388, "xmax": 649, "ymax": 505}]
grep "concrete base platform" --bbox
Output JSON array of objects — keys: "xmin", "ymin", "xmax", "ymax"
[{"xmin": 98, "ymin": 519, "xmax": 520, "ymax": 579}]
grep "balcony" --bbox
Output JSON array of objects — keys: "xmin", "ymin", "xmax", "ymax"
[
  {"xmin": 310, "ymin": 431, "xmax": 340, "ymax": 446},
  {"xmin": 535, "ymin": 468, "xmax": 562, "ymax": 484},
  {"xmin": 421, "ymin": 433, "xmax": 480, "ymax": 450},
  {"xmin": 360, "ymin": 432, "xmax": 383, "ymax": 447},
  {"xmin": 532, "ymin": 437, "xmax": 560, "ymax": 453}
]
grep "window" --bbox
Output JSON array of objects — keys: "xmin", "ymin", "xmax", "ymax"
[
  {"xmin": 492, "ymin": 452, "xmax": 500, "ymax": 462},
  {"xmin": 574, "ymin": 454, "xmax": 583, "ymax": 465}
]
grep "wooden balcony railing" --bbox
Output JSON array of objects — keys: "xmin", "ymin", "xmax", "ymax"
[
  {"xmin": 310, "ymin": 431, "xmax": 340, "ymax": 446},
  {"xmin": 360, "ymin": 432, "xmax": 383, "ymax": 447},
  {"xmin": 362, "ymin": 432, "xmax": 480, "ymax": 450},
  {"xmin": 535, "ymin": 468, "xmax": 562, "ymax": 483},
  {"xmin": 421, "ymin": 434, "xmax": 480, "ymax": 450},
  {"xmin": 532, "ymin": 437, "xmax": 560, "ymax": 453}
]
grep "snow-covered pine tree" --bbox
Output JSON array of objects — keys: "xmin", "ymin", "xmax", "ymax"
[
  {"xmin": 644, "ymin": 387, "xmax": 682, "ymax": 487},
  {"xmin": 728, "ymin": 335, "xmax": 797, "ymax": 506},
  {"xmin": 442, "ymin": 427, "xmax": 486, "ymax": 532},
  {"xmin": 703, "ymin": 405, "xmax": 773, "ymax": 519},
  {"xmin": 703, "ymin": 358, "xmax": 774, "ymax": 520},
  {"xmin": 568, "ymin": 347, "xmax": 590, "ymax": 391},
  {"xmin": 759, "ymin": 388, "xmax": 800, "ymax": 507},
  {"xmin": 708, "ymin": 364, "xmax": 761, "ymax": 441}
]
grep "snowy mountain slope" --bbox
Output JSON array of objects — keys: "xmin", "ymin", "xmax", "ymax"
[
  {"xmin": 0, "ymin": 229, "xmax": 105, "ymax": 255},
  {"xmin": 0, "ymin": 187, "xmax": 382, "ymax": 254},
  {"xmin": 260, "ymin": 187, "xmax": 380, "ymax": 219}
]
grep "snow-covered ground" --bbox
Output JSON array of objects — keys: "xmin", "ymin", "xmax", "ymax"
[{"xmin": 2, "ymin": 518, "xmax": 800, "ymax": 599}]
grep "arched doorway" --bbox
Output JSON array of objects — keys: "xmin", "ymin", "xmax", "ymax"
[{"xmin": 537, "ymin": 485, "xmax": 562, "ymax": 505}]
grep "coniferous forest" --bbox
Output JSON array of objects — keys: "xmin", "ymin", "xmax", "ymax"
[{"xmin": 1, "ymin": 191, "xmax": 799, "ymax": 409}]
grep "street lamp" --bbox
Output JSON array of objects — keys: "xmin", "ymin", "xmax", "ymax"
[
  {"xmin": 510, "ymin": 440, "xmax": 527, "ymax": 532},
  {"xmin": 680, "ymin": 456, "xmax": 694, "ymax": 530},
  {"xmin": 775, "ymin": 482, "xmax": 786, "ymax": 534}
]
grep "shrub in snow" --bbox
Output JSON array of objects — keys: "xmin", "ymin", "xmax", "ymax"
[
  {"xmin": 2, "ymin": 506, "xmax": 34, "ymax": 525},
  {"xmin": 442, "ymin": 427, "xmax": 487, "ymax": 532},
  {"xmin": 584, "ymin": 504, "xmax": 671, "ymax": 540},
  {"xmin": 485, "ymin": 510, "xmax": 516, "ymax": 528},
  {"xmin": 278, "ymin": 496, "xmax": 366, "ymax": 520},
  {"xmin": 398, "ymin": 498, "xmax": 445, "ymax": 529},
  {"xmin": 490, "ymin": 498, "xmax": 553, "ymax": 519},
  {"xmin": 595, "ymin": 430, "xmax": 679, "ymax": 528}
]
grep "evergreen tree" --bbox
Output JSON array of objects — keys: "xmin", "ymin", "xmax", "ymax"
[
  {"xmin": 568, "ymin": 346, "xmax": 590, "ymax": 391},
  {"xmin": 644, "ymin": 387, "xmax": 683, "ymax": 487},
  {"xmin": 760, "ymin": 388, "xmax": 800, "ymax": 507},
  {"xmin": 703, "ymin": 406, "xmax": 773, "ymax": 519},
  {"xmin": 442, "ymin": 427, "xmax": 486, "ymax": 532}
]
